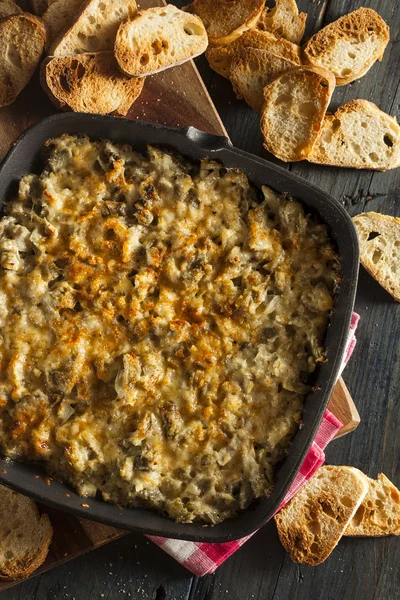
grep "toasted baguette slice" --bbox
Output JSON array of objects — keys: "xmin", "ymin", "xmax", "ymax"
[
  {"xmin": 0, "ymin": 0, "xmax": 22, "ymax": 19},
  {"xmin": 261, "ymin": 65, "xmax": 335, "ymax": 162},
  {"xmin": 50, "ymin": 0, "xmax": 137, "ymax": 57},
  {"xmin": 345, "ymin": 474, "xmax": 400, "ymax": 536},
  {"xmin": 352, "ymin": 212, "xmax": 400, "ymax": 302},
  {"xmin": 257, "ymin": 0, "xmax": 306, "ymax": 44},
  {"xmin": 206, "ymin": 28, "xmax": 301, "ymax": 79},
  {"xmin": 0, "ymin": 485, "xmax": 53, "ymax": 580},
  {"xmin": 31, "ymin": 0, "xmax": 50, "ymax": 16},
  {"xmin": 188, "ymin": 0, "xmax": 264, "ymax": 45},
  {"xmin": 0, "ymin": 13, "xmax": 46, "ymax": 108},
  {"xmin": 42, "ymin": 0, "xmax": 84, "ymax": 47},
  {"xmin": 303, "ymin": 8, "xmax": 389, "ymax": 86},
  {"xmin": 231, "ymin": 48, "xmax": 297, "ymax": 111},
  {"xmin": 41, "ymin": 52, "xmax": 144, "ymax": 116},
  {"xmin": 114, "ymin": 5, "xmax": 208, "ymax": 78},
  {"xmin": 274, "ymin": 466, "xmax": 368, "ymax": 565},
  {"xmin": 309, "ymin": 100, "xmax": 400, "ymax": 172}
]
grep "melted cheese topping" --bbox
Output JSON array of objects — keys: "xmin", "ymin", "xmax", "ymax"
[{"xmin": 0, "ymin": 135, "xmax": 340, "ymax": 523}]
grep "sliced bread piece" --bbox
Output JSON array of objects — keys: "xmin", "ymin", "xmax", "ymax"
[
  {"xmin": 0, "ymin": 0, "xmax": 22, "ymax": 20},
  {"xmin": 308, "ymin": 100, "xmax": 400, "ymax": 171},
  {"xmin": 346, "ymin": 473, "xmax": 400, "ymax": 536},
  {"xmin": 42, "ymin": 0, "xmax": 84, "ymax": 47},
  {"xmin": 303, "ymin": 8, "xmax": 389, "ymax": 86},
  {"xmin": 260, "ymin": 65, "xmax": 335, "ymax": 162},
  {"xmin": 41, "ymin": 52, "xmax": 145, "ymax": 116},
  {"xmin": 352, "ymin": 212, "xmax": 400, "ymax": 302},
  {"xmin": 49, "ymin": 0, "xmax": 137, "ymax": 57},
  {"xmin": 274, "ymin": 466, "xmax": 368, "ymax": 565},
  {"xmin": 206, "ymin": 28, "xmax": 301, "ymax": 79},
  {"xmin": 0, "ymin": 13, "xmax": 47, "ymax": 108},
  {"xmin": 231, "ymin": 47, "xmax": 298, "ymax": 110},
  {"xmin": 31, "ymin": 0, "xmax": 50, "ymax": 16},
  {"xmin": 188, "ymin": 0, "xmax": 265, "ymax": 46},
  {"xmin": 114, "ymin": 5, "xmax": 208, "ymax": 78},
  {"xmin": 257, "ymin": 0, "xmax": 306, "ymax": 44},
  {"xmin": 0, "ymin": 485, "xmax": 53, "ymax": 580}
]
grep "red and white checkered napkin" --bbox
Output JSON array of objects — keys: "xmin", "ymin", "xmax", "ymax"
[{"xmin": 147, "ymin": 312, "xmax": 360, "ymax": 576}]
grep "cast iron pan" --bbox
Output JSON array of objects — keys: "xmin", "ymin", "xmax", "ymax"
[{"xmin": 0, "ymin": 113, "xmax": 359, "ymax": 542}]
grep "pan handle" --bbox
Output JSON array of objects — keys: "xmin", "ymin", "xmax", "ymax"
[{"xmin": 182, "ymin": 126, "xmax": 232, "ymax": 151}]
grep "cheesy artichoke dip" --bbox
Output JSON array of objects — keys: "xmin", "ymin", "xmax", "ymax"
[{"xmin": 0, "ymin": 134, "xmax": 340, "ymax": 524}]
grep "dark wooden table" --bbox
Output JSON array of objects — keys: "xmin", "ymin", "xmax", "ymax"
[{"xmin": 3, "ymin": 1, "xmax": 399, "ymax": 598}]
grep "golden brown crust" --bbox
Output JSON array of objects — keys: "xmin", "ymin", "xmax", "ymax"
[
  {"xmin": 40, "ymin": 52, "xmax": 145, "ymax": 115},
  {"xmin": 302, "ymin": 8, "xmax": 389, "ymax": 86},
  {"xmin": 190, "ymin": 0, "xmax": 265, "ymax": 45},
  {"xmin": 345, "ymin": 474, "xmax": 400, "ymax": 536},
  {"xmin": 309, "ymin": 100, "xmax": 400, "ymax": 171},
  {"xmin": 0, "ymin": 514, "xmax": 52, "ymax": 580},
  {"xmin": 114, "ymin": 6, "xmax": 208, "ymax": 78},
  {"xmin": 49, "ymin": 0, "xmax": 137, "ymax": 56},
  {"xmin": 230, "ymin": 47, "xmax": 297, "ymax": 111},
  {"xmin": 0, "ymin": 0, "xmax": 22, "ymax": 20},
  {"xmin": 206, "ymin": 29, "xmax": 301, "ymax": 80},
  {"xmin": 274, "ymin": 466, "xmax": 368, "ymax": 565},
  {"xmin": 0, "ymin": 13, "xmax": 47, "ymax": 107},
  {"xmin": 261, "ymin": 65, "xmax": 335, "ymax": 162},
  {"xmin": 352, "ymin": 212, "xmax": 400, "ymax": 302},
  {"xmin": 257, "ymin": 0, "xmax": 306, "ymax": 44}
]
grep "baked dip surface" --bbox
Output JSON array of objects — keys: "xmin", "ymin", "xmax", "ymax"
[{"xmin": 0, "ymin": 135, "xmax": 340, "ymax": 524}]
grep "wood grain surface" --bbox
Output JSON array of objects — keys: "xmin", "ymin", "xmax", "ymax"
[{"xmin": 1, "ymin": 0, "xmax": 399, "ymax": 599}]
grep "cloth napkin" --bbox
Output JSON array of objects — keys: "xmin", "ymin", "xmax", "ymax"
[{"xmin": 148, "ymin": 313, "xmax": 360, "ymax": 576}]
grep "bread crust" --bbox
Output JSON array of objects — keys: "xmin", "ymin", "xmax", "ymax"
[
  {"xmin": 274, "ymin": 466, "xmax": 368, "ymax": 565},
  {"xmin": 114, "ymin": 6, "xmax": 208, "ymax": 78},
  {"xmin": 352, "ymin": 212, "xmax": 400, "ymax": 302},
  {"xmin": 49, "ymin": 0, "xmax": 137, "ymax": 57},
  {"xmin": 40, "ymin": 52, "xmax": 145, "ymax": 115},
  {"xmin": 0, "ymin": 13, "xmax": 47, "ymax": 108},
  {"xmin": 189, "ymin": 0, "xmax": 265, "ymax": 45},
  {"xmin": 42, "ymin": 0, "xmax": 84, "ymax": 48},
  {"xmin": 345, "ymin": 473, "xmax": 400, "ymax": 536},
  {"xmin": 230, "ymin": 47, "xmax": 297, "ymax": 111},
  {"xmin": 206, "ymin": 29, "xmax": 301, "ymax": 80},
  {"xmin": 260, "ymin": 65, "xmax": 335, "ymax": 162},
  {"xmin": 309, "ymin": 100, "xmax": 400, "ymax": 171},
  {"xmin": 303, "ymin": 8, "xmax": 389, "ymax": 86},
  {"xmin": 0, "ymin": 0, "xmax": 22, "ymax": 20},
  {"xmin": 0, "ymin": 487, "xmax": 52, "ymax": 580},
  {"xmin": 257, "ymin": 0, "xmax": 306, "ymax": 44}
]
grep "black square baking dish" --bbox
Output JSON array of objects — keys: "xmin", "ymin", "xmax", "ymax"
[{"xmin": 0, "ymin": 113, "xmax": 359, "ymax": 542}]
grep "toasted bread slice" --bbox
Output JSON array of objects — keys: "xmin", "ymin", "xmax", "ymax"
[
  {"xmin": 114, "ymin": 5, "xmax": 208, "ymax": 78},
  {"xmin": 303, "ymin": 8, "xmax": 389, "ymax": 86},
  {"xmin": 31, "ymin": 0, "xmax": 50, "ymax": 16},
  {"xmin": 257, "ymin": 0, "xmax": 306, "ymax": 44},
  {"xmin": 231, "ymin": 47, "xmax": 297, "ymax": 110},
  {"xmin": 50, "ymin": 0, "xmax": 137, "ymax": 57},
  {"xmin": 41, "ymin": 52, "xmax": 144, "ymax": 116},
  {"xmin": 274, "ymin": 466, "xmax": 368, "ymax": 565},
  {"xmin": 346, "ymin": 474, "xmax": 400, "ymax": 536},
  {"xmin": 188, "ymin": 0, "xmax": 265, "ymax": 45},
  {"xmin": 352, "ymin": 212, "xmax": 400, "ymax": 302},
  {"xmin": 0, "ymin": 485, "xmax": 53, "ymax": 580},
  {"xmin": 42, "ymin": 0, "xmax": 84, "ymax": 47},
  {"xmin": 206, "ymin": 28, "xmax": 301, "ymax": 79},
  {"xmin": 309, "ymin": 100, "xmax": 400, "ymax": 172},
  {"xmin": 260, "ymin": 65, "xmax": 335, "ymax": 162},
  {"xmin": 0, "ymin": 0, "xmax": 21, "ymax": 19},
  {"xmin": 0, "ymin": 13, "xmax": 46, "ymax": 108}
]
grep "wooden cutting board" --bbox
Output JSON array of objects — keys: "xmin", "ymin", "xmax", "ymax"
[{"xmin": 0, "ymin": 0, "xmax": 359, "ymax": 590}]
